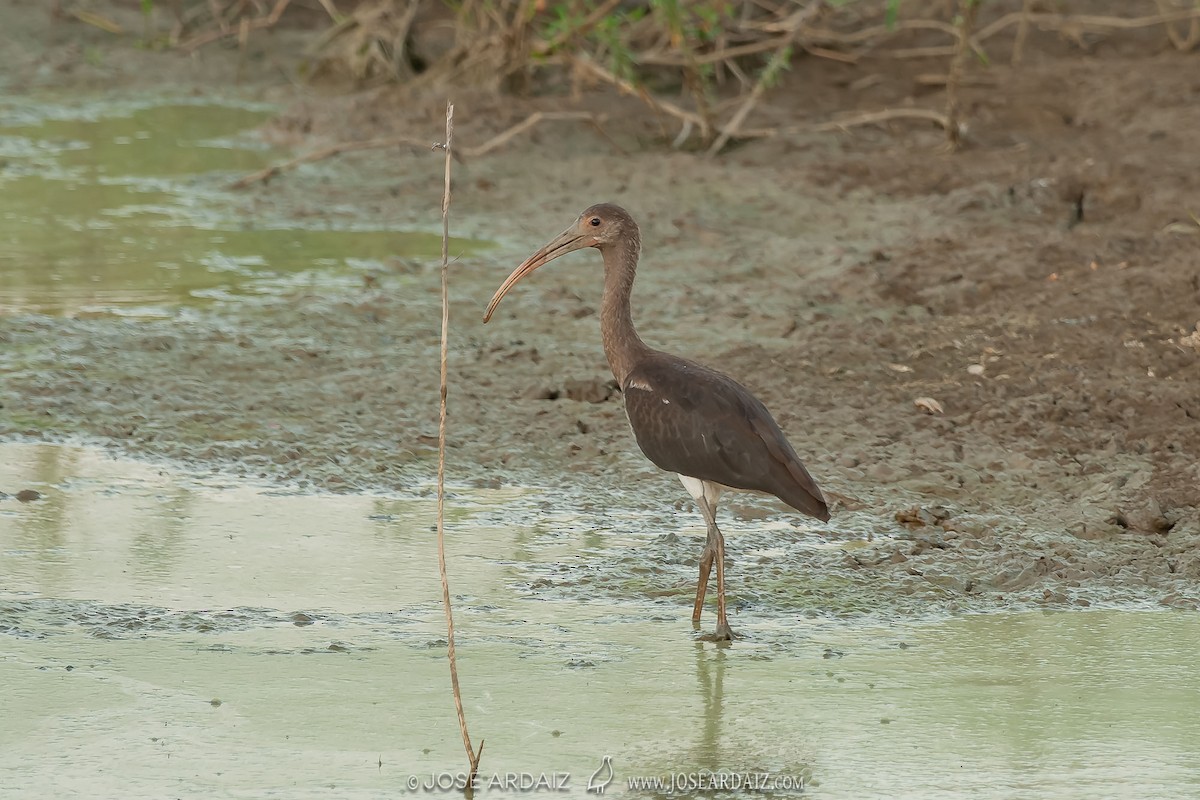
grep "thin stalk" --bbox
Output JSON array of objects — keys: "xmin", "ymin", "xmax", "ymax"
[{"xmin": 436, "ymin": 100, "xmax": 484, "ymax": 790}]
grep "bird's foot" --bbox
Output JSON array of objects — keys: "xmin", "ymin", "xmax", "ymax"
[{"xmin": 696, "ymin": 621, "xmax": 742, "ymax": 643}]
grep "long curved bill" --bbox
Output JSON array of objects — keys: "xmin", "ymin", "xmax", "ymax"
[{"xmin": 483, "ymin": 228, "xmax": 592, "ymax": 322}]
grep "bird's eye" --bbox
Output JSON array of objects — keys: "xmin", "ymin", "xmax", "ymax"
[{"xmin": 589, "ymin": 217, "xmax": 601, "ymax": 227}]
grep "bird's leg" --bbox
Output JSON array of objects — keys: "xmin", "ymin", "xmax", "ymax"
[
  {"xmin": 713, "ymin": 527, "xmax": 733, "ymax": 642},
  {"xmin": 697, "ymin": 495, "xmax": 736, "ymax": 641},
  {"xmin": 691, "ymin": 524, "xmax": 716, "ymax": 624}
]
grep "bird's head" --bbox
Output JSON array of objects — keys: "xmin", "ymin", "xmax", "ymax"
[{"xmin": 483, "ymin": 203, "xmax": 638, "ymax": 323}]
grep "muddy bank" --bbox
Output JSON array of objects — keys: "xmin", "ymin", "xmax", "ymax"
[{"xmin": 2, "ymin": 1, "xmax": 1200, "ymax": 619}]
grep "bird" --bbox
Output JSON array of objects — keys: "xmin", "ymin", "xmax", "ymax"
[{"xmin": 483, "ymin": 203, "xmax": 829, "ymax": 641}]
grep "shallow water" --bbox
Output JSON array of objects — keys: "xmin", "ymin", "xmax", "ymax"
[
  {"xmin": 0, "ymin": 97, "xmax": 486, "ymax": 315},
  {"xmin": 3, "ymin": 441, "xmax": 1199, "ymax": 799}
]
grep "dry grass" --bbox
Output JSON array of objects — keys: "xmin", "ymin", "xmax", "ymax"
[{"xmin": 161, "ymin": 0, "xmax": 1200, "ymax": 157}]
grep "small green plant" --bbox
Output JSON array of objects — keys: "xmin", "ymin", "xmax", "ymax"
[{"xmin": 885, "ymin": 0, "xmax": 900, "ymax": 28}]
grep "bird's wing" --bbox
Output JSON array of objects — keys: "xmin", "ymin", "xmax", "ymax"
[{"xmin": 622, "ymin": 355, "xmax": 828, "ymax": 520}]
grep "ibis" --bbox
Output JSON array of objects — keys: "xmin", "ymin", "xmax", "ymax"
[{"xmin": 484, "ymin": 204, "xmax": 829, "ymax": 640}]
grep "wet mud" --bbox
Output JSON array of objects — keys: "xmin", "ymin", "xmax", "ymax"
[{"xmin": 3, "ymin": 29, "xmax": 1198, "ymax": 616}]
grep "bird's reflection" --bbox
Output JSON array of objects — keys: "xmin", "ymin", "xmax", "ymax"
[{"xmin": 692, "ymin": 641, "xmax": 727, "ymax": 768}]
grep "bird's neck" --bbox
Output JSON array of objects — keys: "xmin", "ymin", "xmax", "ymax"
[{"xmin": 600, "ymin": 237, "xmax": 651, "ymax": 387}]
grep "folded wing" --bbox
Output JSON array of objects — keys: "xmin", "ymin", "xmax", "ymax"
[{"xmin": 622, "ymin": 353, "xmax": 829, "ymax": 521}]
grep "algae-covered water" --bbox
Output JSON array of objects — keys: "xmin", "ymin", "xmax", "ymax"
[
  {"xmin": 3, "ymin": 441, "xmax": 1200, "ymax": 799},
  {"xmin": 0, "ymin": 97, "xmax": 485, "ymax": 316}
]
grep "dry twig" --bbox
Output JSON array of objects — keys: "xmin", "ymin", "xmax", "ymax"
[
  {"xmin": 436, "ymin": 101, "xmax": 485, "ymax": 788},
  {"xmin": 71, "ymin": 9, "xmax": 123, "ymax": 33},
  {"xmin": 569, "ymin": 53, "xmax": 704, "ymax": 129},
  {"xmin": 738, "ymin": 106, "xmax": 953, "ymax": 140},
  {"xmin": 460, "ymin": 111, "xmax": 596, "ymax": 159}
]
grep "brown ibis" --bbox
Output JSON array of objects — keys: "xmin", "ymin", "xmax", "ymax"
[{"xmin": 483, "ymin": 203, "xmax": 829, "ymax": 641}]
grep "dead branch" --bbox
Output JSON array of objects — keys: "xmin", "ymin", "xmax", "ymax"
[
  {"xmin": 739, "ymin": 107, "xmax": 954, "ymax": 139},
  {"xmin": 568, "ymin": 54, "xmax": 705, "ymax": 129},
  {"xmin": 460, "ymin": 111, "xmax": 596, "ymax": 159}
]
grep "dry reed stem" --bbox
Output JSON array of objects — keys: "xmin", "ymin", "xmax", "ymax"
[
  {"xmin": 437, "ymin": 101, "xmax": 484, "ymax": 787},
  {"xmin": 226, "ymin": 135, "xmax": 435, "ymax": 189}
]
